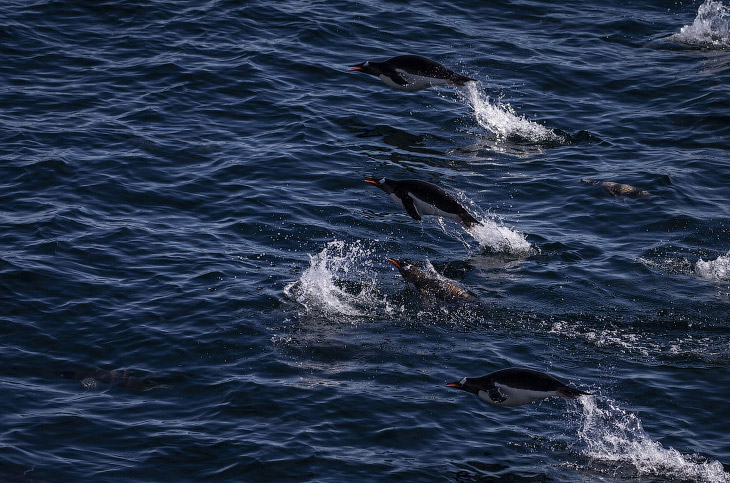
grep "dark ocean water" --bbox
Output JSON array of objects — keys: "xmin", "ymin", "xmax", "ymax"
[{"xmin": 2, "ymin": 0, "xmax": 730, "ymax": 481}]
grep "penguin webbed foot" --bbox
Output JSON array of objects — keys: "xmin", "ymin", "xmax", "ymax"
[
  {"xmin": 453, "ymin": 76, "xmax": 477, "ymax": 87},
  {"xmin": 460, "ymin": 215, "xmax": 481, "ymax": 229},
  {"xmin": 558, "ymin": 387, "xmax": 590, "ymax": 399}
]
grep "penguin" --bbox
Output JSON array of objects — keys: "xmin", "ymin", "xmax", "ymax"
[
  {"xmin": 388, "ymin": 258, "xmax": 472, "ymax": 301},
  {"xmin": 59, "ymin": 368, "xmax": 165, "ymax": 391},
  {"xmin": 364, "ymin": 177, "xmax": 480, "ymax": 228},
  {"xmin": 348, "ymin": 54, "xmax": 476, "ymax": 91},
  {"xmin": 447, "ymin": 368, "xmax": 590, "ymax": 407},
  {"xmin": 581, "ymin": 179, "xmax": 650, "ymax": 198}
]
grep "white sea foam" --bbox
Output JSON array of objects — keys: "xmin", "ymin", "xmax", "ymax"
[
  {"xmin": 548, "ymin": 320, "xmax": 653, "ymax": 357},
  {"xmin": 457, "ymin": 82, "xmax": 564, "ymax": 144},
  {"xmin": 637, "ymin": 255, "xmax": 694, "ymax": 276},
  {"xmin": 695, "ymin": 251, "xmax": 730, "ymax": 282},
  {"xmin": 466, "ymin": 217, "xmax": 534, "ymax": 256},
  {"xmin": 283, "ymin": 240, "xmax": 386, "ymax": 318},
  {"xmin": 673, "ymin": 0, "xmax": 730, "ymax": 48},
  {"xmin": 576, "ymin": 396, "xmax": 730, "ymax": 482}
]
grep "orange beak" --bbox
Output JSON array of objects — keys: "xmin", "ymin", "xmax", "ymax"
[
  {"xmin": 446, "ymin": 383, "xmax": 461, "ymax": 388},
  {"xmin": 348, "ymin": 66, "xmax": 362, "ymax": 71},
  {"xmin": 387, "ymin": 258, "xmax": 401, "ymax": 269},
  {"xmin": 364, "ymin": 179, "xmax": 377, "ymax": 185}
]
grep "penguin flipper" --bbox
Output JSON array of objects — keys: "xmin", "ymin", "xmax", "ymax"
[
  {"xmin": 402, "ymin": 196, "xmax": 422, "ymax": 221},
  {"xmin": 488, "ymin": 387, "xmax": 506, "ymax": 404},
  {"xmin": 387, "ymin": 68, "xmax": 409, "ymax": 87}
]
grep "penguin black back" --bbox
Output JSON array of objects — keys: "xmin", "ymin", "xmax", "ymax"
[
  {"xmin": 447, "ymin": 368, "xmax": 590, "ymax": 406},
  {"xmin": 388, "ymin": 258, "xmax": 472, "ymax": 301}
]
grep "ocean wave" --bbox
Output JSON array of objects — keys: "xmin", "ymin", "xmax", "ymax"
[
  {"xmin": 673, "ymin": 0, "xmax": 730, "ymax": 48},
  {"xmin": 576, "ymin": 396, "xmax": 730, "ymax": 482}
]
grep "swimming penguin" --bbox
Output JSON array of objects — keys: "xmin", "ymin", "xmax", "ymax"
[
  {"xmin": 348, "ymin": 55, "xmax": 476, "ymax": 91},
  {"xmin": 388, "ymin": 258, "xmax": 472, "ymax": 301},
  {"xmin": 364, "ymin": 177, "xmax": 480, "ymax": 228},
  {"xmin": 59, "ymin": 368, "xmax": 164, "ymax": 391},
  {"xmin": 447, "ymin": 368, "xmax": 590, "ymax": 407},
  {"xmin": 581, "ymin": 179, "xmax": 650, "ymax": 198}
]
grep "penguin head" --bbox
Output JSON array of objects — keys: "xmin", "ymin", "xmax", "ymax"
[
  {"xmin": 387, "ymin": 258, "xmax": 409, "ymax": 276},
  {"xmin": 446, "ymin": 376, "xmax": 482, "ymax": 395},
  {"xmin": 364, "ymin": 177, "xmax": 393, "ymax": 194},
  {"xmin": 348, "ymin": 61, "xmax": 381, "ymax": 77}
]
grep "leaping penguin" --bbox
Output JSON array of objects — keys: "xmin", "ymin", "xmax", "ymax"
[
  {"xmin": 364, "ymin": 177, "xmax": 480, "ymax": 228},
  {"xmin": 58, "ymin": 368, "xmax": 165, "ymax": 391},
  {"xmin": 388, "ymin": 258, "xmax": 472, "ymax": 302},
  {"xmin": 447, "ymin": 368, "xmax": 590, "ymax": 407},
  {"xmin": 348, "ymin": 55, "xmax": 476, "ymax": 91}
]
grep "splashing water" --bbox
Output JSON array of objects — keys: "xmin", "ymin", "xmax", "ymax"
[
  {"xmin": 576, "ymin": 396, "xmax": 730, "ymax": 482},
  {"xmin": 673, "ymin": 0, "xmax": 730, "ymax": 48},
  {"xmin": 283, "ymin": 240, "xmax": 386, "ymax": 318},
  {"xmin": 448, "ymin": 193, "xmax": 535, "ymax": 257},
  {"xmin": 456, "ymin": 82, "xmax": 564, "ymax": 144},
  {"xmin": 466, "ymin": 217, "xmax": 535, "ymax": 257},
  {"xmin": 695, "ymin": 251, "xmax": 730, "ymax": 282}
]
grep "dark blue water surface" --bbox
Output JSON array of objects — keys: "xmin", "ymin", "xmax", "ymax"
[{"xmin": 2, "ymin": 0, "xmax": 730, "ymax": 481}]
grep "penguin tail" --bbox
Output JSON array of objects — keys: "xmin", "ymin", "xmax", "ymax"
[
  {"xmin": 453, "ymin": 75, "xmax": 476, "ymax": 86},
  {"xmin": 557, "ymin": 386, "xmax": 590, "ymax": 399}
]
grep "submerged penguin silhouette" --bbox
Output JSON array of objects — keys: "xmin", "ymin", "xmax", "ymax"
[
  {"xmin": 581, "ymin": 179, "xmax": 650, "ymax": 198},
  {"xmin": 447, "ymin": 368, "xmax": 590, "ymax": 407},
  {"xmin": 388, "ymin": 258, "xmax": 472, "ymax": 302},
  {"xmin": 348, "ymin": 54, "xmax": 475, "ymax": 91},
  {"xmin": 59, "ymin": 368, "xmax": 165, "ymax": 391},
  {"xmin": 365, "ymin": 177, "xmax": 480, "ymax": 228}
]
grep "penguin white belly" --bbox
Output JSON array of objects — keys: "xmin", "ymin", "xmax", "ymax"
[
  {"xmin": 479, "ymin": 384, "xmax": 558, "ymax": 407},
  {"xmin": 397, "ymin": 69, "xmax": 450, "ymax": 90},
  {"xmin": 409, "ymin": 193, "xmax": 460, "ymax": 222}
]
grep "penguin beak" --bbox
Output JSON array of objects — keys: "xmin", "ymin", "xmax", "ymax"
[
  {"xmin": 387, "ymin": 258, "xmax": 401, "ymax": 269},
  {"xmin": 446, "ymin": 381, "xmax": 462, "ymax": 388},
  {"xmin": 348, "ymin": 63, "xmax": 364, "ymax": 72},
  {"xmin": 363, "ymin": 179, "xmax": 378, "ymax": 185}
]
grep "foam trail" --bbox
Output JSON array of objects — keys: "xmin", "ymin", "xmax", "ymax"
[
  {"xmin": 576, "ymin": 396, "xmax": 730, "ymax": 482},
  {"xmin": 695, "ymin": 251, "xmax": 730, "ymax": 281},
  {"xmin": 284, "ymin": 240, "xmax": 385, "ymax": 318},
  {"xmin": 457, "ymin": 82, "xmax": 564, "ymax": 143},
  {"xmin": 673, "ymin": 0, "xmax": 730, "ymax": 48}
]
